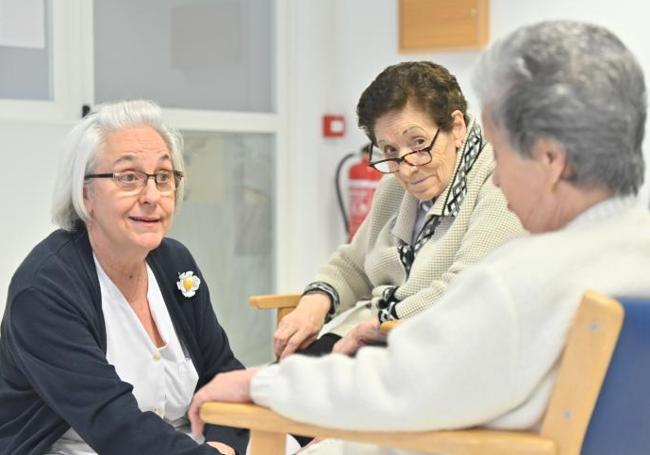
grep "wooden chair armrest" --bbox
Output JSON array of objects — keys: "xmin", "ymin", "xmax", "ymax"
[
  {"xmin": 200, "ymin": 402, "xmax": 557, "ymax": 455},
  {"xmin": 248, "ymin": 294, "xmax": 302, "ymax": 310},
  {"xmin": 250, "ymin": 295, "xmax": 403, "ymax": 334},
  {"xmin": 380, "ymin": 320, "xmax": 401, "ymax": 334}
]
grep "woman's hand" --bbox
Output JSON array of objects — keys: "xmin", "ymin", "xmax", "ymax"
[
  {"xmin": 189, "ymin": 368, "xmax": 258, "ymax": 437},
  {"xmin": 207, "ymin": 441, "xmax": 235, "ymax": 455},
  {"xmin": 332, "ymin": 319, "xmax": 385, "ymax": 356},
  {"xmin": 273, "ymin": 293, "xmax": 331, "ymax": 359}
]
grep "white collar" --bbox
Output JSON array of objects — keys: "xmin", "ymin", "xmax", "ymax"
[{"xmin": 567, "ymin": 195, "xmax": 639, "ymax": 228}]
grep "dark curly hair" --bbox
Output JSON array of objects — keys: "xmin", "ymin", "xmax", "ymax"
[{"xmin": 357, "ymin": 61, "xmax": 468, "ymax": 144}]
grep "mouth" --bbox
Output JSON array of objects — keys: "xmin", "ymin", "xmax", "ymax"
[
  {"xmin": 129, "ymin": 216, "xmax": 162, "ymax": 224},
  {"xmin": 409, "ymin": 175, "xmax": 431, "ymax": 186}
]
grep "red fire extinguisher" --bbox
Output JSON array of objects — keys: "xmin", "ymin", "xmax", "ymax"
[{"xmin": 336, "ymin": 144, "xmax": 383, "ymax": 241}]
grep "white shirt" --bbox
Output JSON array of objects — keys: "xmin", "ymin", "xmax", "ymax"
[{"xmin": 47, "ymin": 259, "xmax": 200, "ymax": 455}]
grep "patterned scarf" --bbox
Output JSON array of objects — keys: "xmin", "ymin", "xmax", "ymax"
[{"xmin": 377, "ymin": 121, "xmax": 486, "ymax": 322}]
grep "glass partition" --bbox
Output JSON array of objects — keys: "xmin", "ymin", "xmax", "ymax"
[
  {"xmin": 94, "ymin": 0, "xmax": 274, "ymax": 112},
  {"xmin": 0, "ymin": 0, "xmax": 51, "ymax": 100},
  {"xmin": 169, "ymin": 131, "xmax": 276, "ymax": 366}
]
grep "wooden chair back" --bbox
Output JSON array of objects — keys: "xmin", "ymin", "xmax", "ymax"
[{"xmin": 580, "ymin": 296, "xmax": 650, "ymax": 454}]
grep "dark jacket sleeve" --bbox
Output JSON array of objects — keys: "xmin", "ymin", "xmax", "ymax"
[{"xmin": 5, "ymin": 285, "xmax": 219, "ymax": 455}]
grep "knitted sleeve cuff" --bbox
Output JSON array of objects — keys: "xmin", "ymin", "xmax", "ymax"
[
  {"xmin": 302, "ymin": 281, "xmax": 339, "ymax": 321},
  {"xmin": 377, "ymin": 285, "xmax": 400, "ymax": 322}
]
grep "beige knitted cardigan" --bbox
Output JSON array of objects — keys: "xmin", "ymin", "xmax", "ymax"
[{"xmin": 314, "ymin": 116, "xmax": 525, "ymax": 336}]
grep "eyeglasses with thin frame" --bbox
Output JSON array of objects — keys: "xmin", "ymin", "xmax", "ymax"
[
  {"xmin": 369, "ymin": 129, "xmax": 441, "ymax": 174},
  {"xmin": 84, "ymin": 170, "xmax": 184, "ymax": 195}
]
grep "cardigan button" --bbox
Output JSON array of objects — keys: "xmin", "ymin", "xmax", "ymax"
[{"xmin": 153, "ymin": 352, "xmax": 161, "ymax": 361}]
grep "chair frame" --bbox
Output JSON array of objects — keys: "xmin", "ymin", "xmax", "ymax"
[{"xmin": 201, "ymin": 290, "xmax": 623, "ymax": 455}]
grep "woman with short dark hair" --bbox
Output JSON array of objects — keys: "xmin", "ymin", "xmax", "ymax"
[{"xmin": 274, "ymin": 61, "xmax": 524, "ymax": 359}]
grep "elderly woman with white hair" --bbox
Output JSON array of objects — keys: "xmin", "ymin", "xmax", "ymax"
[
  {"xmin": 0, "ymin": 100, "xmax": 247, "ymax": 455},
  {"xmin": 188, "ymin": 20, "xmax": 650, "ymax": 455}
]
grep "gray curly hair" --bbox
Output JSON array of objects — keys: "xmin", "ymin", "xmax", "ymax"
[{"xmin": 473, "ymin": 20, "xmax": 646, "ymax": 195}]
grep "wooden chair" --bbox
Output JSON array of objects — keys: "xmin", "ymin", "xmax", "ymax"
[
  {"xmin": 201, "ymin": 290, "xmax": 638, "ymax": 454},
  {"xmin": 248, "ymin": 293, "xmax": 399, "ymax": 334}
]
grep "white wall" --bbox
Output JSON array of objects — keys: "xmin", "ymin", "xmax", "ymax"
[
  {"xmin": 0, "ymin": 121, "xmax": 69, "ymax": 305},
  {"xmin": 287, "ymin": 0, "xmax": 650, "ymax": 290}
]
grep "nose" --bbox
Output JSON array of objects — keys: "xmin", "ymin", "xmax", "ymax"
[
  {"xmin": 396, "ymin": 159, "xmax": 414, "ymax": 176},
  {"xmin": 139, "ymin": 176, "xmax": 161, "ymax": 204}
]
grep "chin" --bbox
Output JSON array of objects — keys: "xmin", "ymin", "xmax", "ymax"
[
  {"xmin": 132, "ymin": 232, "xmax": 165, "ymax": 252},
  {"xmin": 413, "ymin": 189, "xmax": 441, "ymax": 201}
]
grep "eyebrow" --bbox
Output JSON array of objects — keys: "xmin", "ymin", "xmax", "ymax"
[
  {"xmin": 377, "ymin": 126, "xmax": 427, "ymax": 146},
  {"xmin": 402, "ymin": 126, "xmax": 427, "ymax": 136},
  {"xmin": 112, "ymin": 153, "xmax": 172, "ymax": 166}
]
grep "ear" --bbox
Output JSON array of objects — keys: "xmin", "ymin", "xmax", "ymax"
[
  {"xmin": 83, "ymin": 184, "xmax": 94, "ymax": 217},
  {"xmin": 533, "ymin": 137, "xmax": 569, "ymax": 191},
  {"xmin": 450, "ymin": 110, "xmax": 467, "ymax": 149}
]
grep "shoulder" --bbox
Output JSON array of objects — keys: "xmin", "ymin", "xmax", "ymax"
[
  {"xmin": 153, "ymin": 236, "xmax": 193, "ymax": 260},
  {"xmin": 372, "ymin": 175, "xmax": 405, "ymax": 209},
  {"xmin": 6, "ymin": 228, "xmax": 101, "ymax": 331},
  {"xmin": 9, "ymin": 228, "xmax": 92, "ymax": 296},
  {"xmin": 375, "ymin": 174, "xmax": 404, "ymax": 197},
  {"xmin": 467, "ymin": 143, "xmax": 507, "ymax": 211},
  {"xmin": 149, "ymin": 236, "xmax": 200, "ymax": 271},
  {"xmin": 461, "ymin": 114, "xmax": 495, "ymax": 178},
  {"xmin": 467, "ymin": 141, "xmax": 496, "ymax": 185},
  {"xmin": 468, "ymin": 176, "xmax": 524, "ymax": 237},
  {"xmin": 358, "ymin": 175, "xmax": 406, "ymax": 234}
]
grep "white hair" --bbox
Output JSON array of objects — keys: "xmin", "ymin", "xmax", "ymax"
[{"xmin": 51, "ymin": 99, "xmax": 185, "ymax": 230}]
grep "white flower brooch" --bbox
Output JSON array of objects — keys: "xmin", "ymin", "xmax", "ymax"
[{"xmin": 177, "ymin": 271, "xmax": 201, "ymax": 298}]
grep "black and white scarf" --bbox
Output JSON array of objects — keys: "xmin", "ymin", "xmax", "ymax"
[{"xmin": 377, "ymin": 122, "xmax": 486, "ymax": 322}]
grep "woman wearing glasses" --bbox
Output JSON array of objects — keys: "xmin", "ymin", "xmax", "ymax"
[
  {"xmin": 274, "ymin": 61, "xmax": 524, "ymax": 360},
  {"xmin": 0, "ymin": 100, "xmax": 247, "ymax": 455}
]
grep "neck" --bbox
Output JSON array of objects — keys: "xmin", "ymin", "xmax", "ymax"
[
  {"xmin": 549, "ymin": 183, "xmax": 613, "ymax": 230},
  {"xmin": 88, "ymin": 227, "xmax": 148, "ymax": 304}
]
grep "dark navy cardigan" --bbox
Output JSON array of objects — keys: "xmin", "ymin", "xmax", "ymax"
[{"xmin": 0, "ymin": 228, "xmax": 248, "ymax": 454}]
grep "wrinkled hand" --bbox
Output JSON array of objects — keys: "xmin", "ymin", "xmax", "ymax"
[
  {"xmin": 332, "ymin": 319, "xmax": 385, "ymax": 356},
  {"xmin": 189, "ymin": 368, "xmax": 258, "ymax": 437},
  {"xmin": 273, "ymin": 293, "xmax": 331, "ymax": 359},
  {"xmin": 207, "ymin": 441, "xmax": 235, "ymax": 455}
]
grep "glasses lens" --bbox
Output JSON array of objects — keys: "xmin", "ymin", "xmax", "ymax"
[
  {"xmin": 371, "ymin": 160, "xmax": 398, "ymax": 174},
  {"xmin": 114, "ymin": 171, "xmax": 143, "ymax": 191},
  {"xmin": 154, "ymin": 171, "xmax": 175, "ymax": 192}
]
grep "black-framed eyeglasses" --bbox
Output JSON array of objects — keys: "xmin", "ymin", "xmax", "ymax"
[
  {"xmin": 84, "ymin": 170, "xmax": 184, "ymax": 195},
  {"xmin": 369, "ymin": 129, "xmax": 441, "ymax": 174}
]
